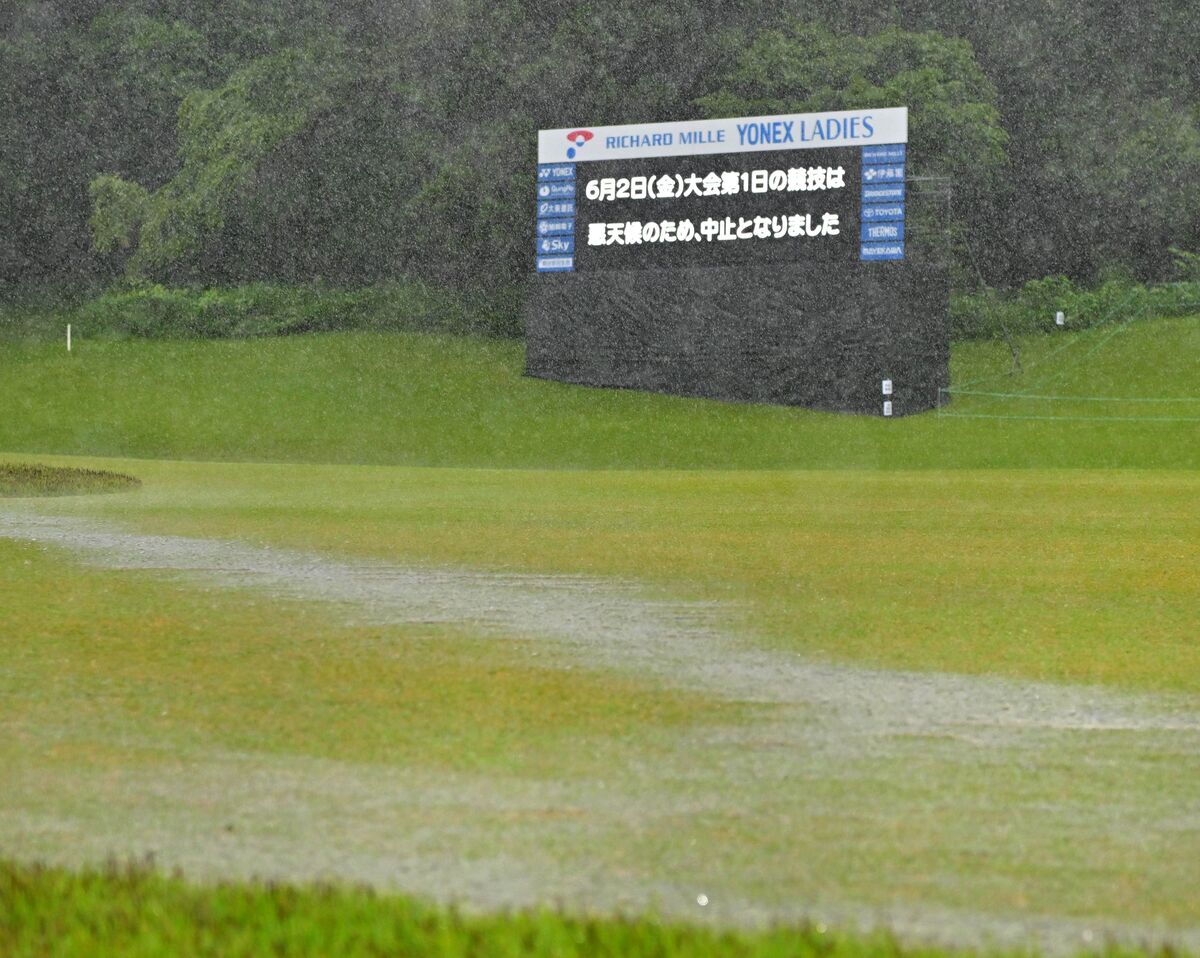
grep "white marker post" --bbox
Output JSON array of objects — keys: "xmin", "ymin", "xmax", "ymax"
[
  {"xmin": 67, "ymin": 324, "xmax": 72, "ymax": 352},
  {"xmin": 1055, "ymin": 310, "xmax": 1065, "ymax": 326}
]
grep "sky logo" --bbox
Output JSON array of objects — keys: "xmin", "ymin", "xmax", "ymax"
[{"xmin": 565, "ymin": 129, "xmax": 594, "ymax": 159}]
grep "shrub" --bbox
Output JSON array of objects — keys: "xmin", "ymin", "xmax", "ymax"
[
  {"xmin": 949, "ymin": 277, "xmax": 1200, "ymax": 341},
  {"xmin": 61, "ymin": 280, "xmax": 522, "ymax": 341}
]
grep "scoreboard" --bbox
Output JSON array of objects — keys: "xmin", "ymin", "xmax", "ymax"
[
  {"xmin": 525, "ymin": 108, "xmax": 949, "ymax": 417},
  {"xmin": 535, "ymin": 108, "xmax": 908, "ymax": 272}
]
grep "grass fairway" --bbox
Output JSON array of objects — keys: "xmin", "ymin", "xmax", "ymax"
[
  {"xmin": 0, "ymin": 315, "xmax": 1197, "ymax": 469},
  {"xmin": 0, "ymin": 527, "xmax": 729, "ymax": 780},
  {"xmin": 4, "ymin": 454, "xmax": 1197, "ymax": 693},
  {"xmin": 1, "ymin": 317, "xmax": 1198, "ymax": 953},
  {"xmin": 3, "ymin": 460, "xmax": 1199, "ymax": 949}
]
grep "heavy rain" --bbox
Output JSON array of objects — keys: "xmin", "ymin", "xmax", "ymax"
[{"xmin": 2, "ymin": 2, "xmax": 1199, "ymax": 956}]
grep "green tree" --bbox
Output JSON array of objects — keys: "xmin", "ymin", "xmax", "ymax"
[
  {"xmin": 92, "ymin": 44, "xmax": 344, "ymax": 280},
  {"xmin": 88, "ymin": 175, "xmax": 151, "ymax": 253},
  {"xmin": 695, "ymin": 23, "xmax": 1008, "ymax": 281},
  {"xmin": 1087, "ymin": 100, "xmax": 1200, "ymax": 278}
]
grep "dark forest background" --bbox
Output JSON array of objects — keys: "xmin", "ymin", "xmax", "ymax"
[{"xmin": 3, "ymin": 0, "xmax": 1198, "ymax": 313}]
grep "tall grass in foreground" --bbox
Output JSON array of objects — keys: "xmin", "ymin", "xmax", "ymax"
[{"xmin": 0, "ymin": 861, "xmax": 1172, "ymax": 958}]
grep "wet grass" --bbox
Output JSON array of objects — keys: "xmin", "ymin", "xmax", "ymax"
[
  {"xmin": 0, "ymin": 535, "xmax": 728, "ymax": 779},
  {"xmin": 3, "ymin": 860, "xmax": 1147, "ymax": 958},
  {"xmin": 3, "ymin": 498, "xmax": 1199, "ymax": 941},
  {"xmin": 8, "ymin": 454, "xmax": 1197, "ymax": 695},
  {"xmin": 3, "ymin": 463, "xmax": 1199, "ymax": 944},
  {"xmin": 0, "ymin": 462, "xmax": 139, "ymax": 497},
  {"xmin": 1, "ymin": 318, "xmax": 1197, "ymax": 948},
  {"xmin": 0, "ymin": 316, "xmax": 1196, "ymax": 470}
]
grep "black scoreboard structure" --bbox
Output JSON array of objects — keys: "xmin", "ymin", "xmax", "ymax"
[{"xmin": 523, "ymin": 107, "xmax": 950, "ymax": 417}]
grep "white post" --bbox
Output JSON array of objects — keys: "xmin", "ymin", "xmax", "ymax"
[
  {"xmin": 67, "ymin": 324, "xmax": 72, "ymax": 352},
  {"xmin": 1055, "ymin": 310, "xmax": 1065, "ymax": 326}
]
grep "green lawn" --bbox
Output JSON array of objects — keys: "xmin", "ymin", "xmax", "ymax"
[
  {"xmin": 0, "ymin": 527, "xmax": 730, "ymax": 780},
  {"xmin": 4, "ymin": 471, "xmax": 1199, "ymax": 943},
  {"xmin": 2, "ymin": 318, "xmax": 1198, "ymax": 953},
  {"xmin": 1, "ymin": 315, "xmax": 1197, "ymax": 469},
  {"xmin": 0, "ymin": 861, "xmax": 1019, "ymax": 958},
  {"xmin": 5, "ymin": 454, "xmax": 1197, "ymax": 694}
]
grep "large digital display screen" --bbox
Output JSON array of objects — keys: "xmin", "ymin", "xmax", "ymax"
[{"xmin": 534, "ymin": 108, "xmax": 908, "ymax": 273}]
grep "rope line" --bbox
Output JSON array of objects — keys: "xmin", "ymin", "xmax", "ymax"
[
  {"xmin": 940, "ymin": 390, "xmax": 1200, "ymax": 403},
  {"xmin": 1031, "ymin": 300, "xmax": 1148, "ymax": 391},
  {"xmin": 953, "ymin": 288, "xmax": 1143, "ymax": 390},
  {"xmin": 936, "ymin": 412, "xmax": 1200, "ymax": 423}
]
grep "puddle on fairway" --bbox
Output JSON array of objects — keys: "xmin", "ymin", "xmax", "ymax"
[
  {"xmin": 3, "ymin": 508, "xmax": 1200, "ymax": 953},
  {"xmin": 2, "ymin": 511, "xmax": 1195, "ymax": 739}
]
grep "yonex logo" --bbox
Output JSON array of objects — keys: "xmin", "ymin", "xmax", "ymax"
[{"xmin": 566, "ymin": 129, "xmax": 593, "ymax": 159}]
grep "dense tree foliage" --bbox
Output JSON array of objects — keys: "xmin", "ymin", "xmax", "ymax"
[
  {"xmin": 2, "ymin": 0, "xmax": 1197, "ymax": 301},
  {"xmin": 695, "ymin": 23, "xmax": 1008, "ymax": 283}
]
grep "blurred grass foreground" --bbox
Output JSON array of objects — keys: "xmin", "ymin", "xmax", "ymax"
[{"xmin": 0, "ymin": 860, "xmax": 1163, "ymax": 958}]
